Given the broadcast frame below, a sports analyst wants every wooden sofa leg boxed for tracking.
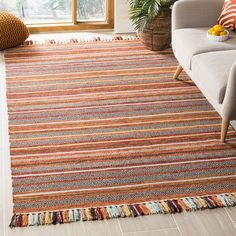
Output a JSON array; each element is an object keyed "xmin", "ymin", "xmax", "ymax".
[
  {"xmin": 221, "ymin": 119, "xmax": 230, "ymax": 143},
  {"xmin": 173, "ymin": 64, "xmax": 183, "ymax": 80}
]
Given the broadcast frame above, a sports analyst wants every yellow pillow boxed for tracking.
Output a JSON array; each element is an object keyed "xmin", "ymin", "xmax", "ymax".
[{"xmin": 0, "ymin": 12, "xmax": 29, "ymax": 50}]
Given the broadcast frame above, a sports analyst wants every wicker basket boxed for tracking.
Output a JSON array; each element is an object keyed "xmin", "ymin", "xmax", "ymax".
[{"xmin": 139, "ymin": 9, "xmax": 172, "ymax": 51}]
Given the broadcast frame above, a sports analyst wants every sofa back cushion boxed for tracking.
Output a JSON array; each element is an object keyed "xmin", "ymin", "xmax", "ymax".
[
  {"xmin": 218, "ymin": 0, "xmax": 236, "ymax": 30},
  {"xmin": 0, "ymin": 12, "xmax": 29, "ymax": 50}
]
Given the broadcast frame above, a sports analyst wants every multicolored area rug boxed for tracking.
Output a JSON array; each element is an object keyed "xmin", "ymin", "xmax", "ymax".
[{"xmin": 4, "ymin": 37, "xmax": 236, "ymax": 228}]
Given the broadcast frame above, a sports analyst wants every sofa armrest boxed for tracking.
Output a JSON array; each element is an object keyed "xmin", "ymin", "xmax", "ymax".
[
  {"xmin": 222, "ymin": 63, "xmax": 236, "ymax": 121},
  {"xmin": 172, "ymin": 0, "xmax": 224, "ymax": 31}
]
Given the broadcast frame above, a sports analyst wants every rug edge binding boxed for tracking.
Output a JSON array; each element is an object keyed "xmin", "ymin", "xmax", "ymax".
[{"xmin": 9, "ymin": 192, "xmax": 236, "ymax": 228}]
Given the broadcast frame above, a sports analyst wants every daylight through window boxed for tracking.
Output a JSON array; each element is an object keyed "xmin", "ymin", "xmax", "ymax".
[{"xmin": 0, "ymin": 0, "xmax": 113, "ymax": 31}]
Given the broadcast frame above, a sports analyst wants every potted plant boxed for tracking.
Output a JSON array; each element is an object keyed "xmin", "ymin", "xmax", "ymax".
[{"xmin": 128, "ymin": 0, "xmax": 178, "ymax": 51}]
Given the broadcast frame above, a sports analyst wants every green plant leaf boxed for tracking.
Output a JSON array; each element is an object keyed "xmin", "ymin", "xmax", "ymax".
[{"xmin": 128, "ymin": 0, "xmax": 178, "ymax": 31}]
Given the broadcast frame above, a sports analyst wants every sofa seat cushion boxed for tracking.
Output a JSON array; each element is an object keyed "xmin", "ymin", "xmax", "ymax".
[
  {"xmin": 172, "ymin": 27, "xmax": 236, "ymax": 69},
  {"xmin": 191, "ymin": 50, "xmax": 236, "ymax": 104}
]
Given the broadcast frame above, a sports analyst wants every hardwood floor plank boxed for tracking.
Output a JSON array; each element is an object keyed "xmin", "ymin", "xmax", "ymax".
[
  {"xmin": 226, "ymin": 207, "xmax": 236, "ymax": 222},
  {"xmin": 118, "ymin": 215, "xmax": 176, "ymax": 233},
  {"xmin": 173, "ymin": 208, "xmax": 236, "ymax": 236},
  {"xmin": 123, "ymin": 228, "xmax": 181, "ymax": 236}
]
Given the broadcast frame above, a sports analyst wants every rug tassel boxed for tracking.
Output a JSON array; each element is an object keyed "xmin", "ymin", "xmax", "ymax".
[
  {"xmin": 22, "ymin": 214, "xmax": 28, "ymax": 227},
  {"xmin": 222, "ymin": 194, "xmax": 236, "ymax": 207},
  {"xmin": 23, "ymin": 35, "xmax": 138, "ymax": 46},
  {"xmin": 212, "ymin": 196, "xmax": 224, "ymax": 207},
  {"xmin": 85, "ymin": 208, "xmax": 95, "ymax": 221},
  {"xmin": 39, "ymin": 212, "xmax": 45, "ymax": 225},
  {"xmin": 44, "ymin": 212, "xmax": 51, "ymax": 225},
  {"xmin": 129, "ymin": 205, "xmax": 138, "ymax": 217},
  {"xmin": 95, "ymin": 208, "xmax": 104, "ymax": 220},
  {"xmin": 173, "ymin": 200, "xmax": 182, "ymax": 213},
  {"xmin": 9, "ymin": 193, "xmax": 236, "ymax": 228},
  {"xmin": 52, "ymin": 212, "xmax": 57, "ymax": 225},
  {"xmin": 80, "ymin": 209, "xmax": 87, "ymax": 221},
  {"xmin": 9, "ymin": 214, "xmax": 17, "ymax": 228},
  {"xmin": 28, "ymin": 213, "xmax": 34, "ymax": 226},
  {"xmin": 122, "ymin": 205, "xmax": 132, "ymax": 217},
  {"xmin": 134, "ymin": 204, "xmax": 144, "ymax": 216},
  {"xmin": 69, "ymin": 209, "xmax": 75, "ymax": 222},
  {"xmin": 160, "ymin": 201, "xmax": 172, "ymax": 213},
  {"xmin": 74, "ymin": 209, "xmax": 80, "ymax": 222}
]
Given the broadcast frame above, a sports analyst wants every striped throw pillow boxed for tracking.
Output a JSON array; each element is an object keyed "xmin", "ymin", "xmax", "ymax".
[{"xmin": 218, "ymin": 0, "xmax": 236, "ymax": 30}]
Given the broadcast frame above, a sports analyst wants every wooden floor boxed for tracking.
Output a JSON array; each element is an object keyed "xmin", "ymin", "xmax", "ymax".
[{"xmin": 1, "ymin": 32, "xmax": 236, "ymax": 236}]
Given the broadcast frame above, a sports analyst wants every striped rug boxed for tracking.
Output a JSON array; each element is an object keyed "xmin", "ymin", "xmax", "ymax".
[{"xmin": 5, "ymin": 37, "xmax": 236, "ymax": 228}]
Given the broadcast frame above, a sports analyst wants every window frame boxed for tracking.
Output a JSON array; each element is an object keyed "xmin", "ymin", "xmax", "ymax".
[{"xmin": 27, "ymin": 0, "xmax": 114, "ymax": 33}]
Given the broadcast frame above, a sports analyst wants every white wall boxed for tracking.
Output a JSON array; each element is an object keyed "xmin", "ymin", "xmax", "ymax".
[{"xmin": 114, "ymin": 0, "xmax": 135, "ymax": 33}]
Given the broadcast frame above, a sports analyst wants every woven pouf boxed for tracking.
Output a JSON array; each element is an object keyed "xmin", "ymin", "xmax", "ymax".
[{"xmin": 0, "ymin": 12, "xmax": 29, "ymax": 50}]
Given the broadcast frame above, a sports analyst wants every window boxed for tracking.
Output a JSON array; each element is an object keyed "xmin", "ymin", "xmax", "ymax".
[
  {"xmin": 0, "ymin": 0, "xmax": 114, "ymax": 32},
  {"xmin": 77, "ymin": 0, "xmax": 106, "ymax": 21},
  {"xmin": 0, "ymin": 0, "xmax": 72, "ymax": 24}
]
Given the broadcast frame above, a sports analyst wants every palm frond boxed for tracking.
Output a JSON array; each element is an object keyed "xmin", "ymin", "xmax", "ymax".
[{"xmin": 128, "ymin": 0, "xmax": 178, "ymax": 31}]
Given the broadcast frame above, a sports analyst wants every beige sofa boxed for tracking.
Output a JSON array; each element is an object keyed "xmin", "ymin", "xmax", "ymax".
[{"xmin": 172, "ymin": 0, "xmax": 236, "ymax": 142}]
